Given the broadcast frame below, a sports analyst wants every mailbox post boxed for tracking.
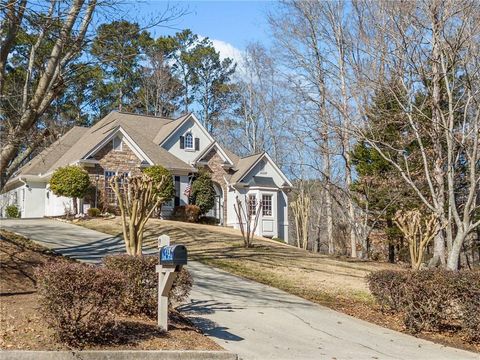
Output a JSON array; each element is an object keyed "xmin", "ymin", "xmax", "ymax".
[{"xmin": 156, "ymin": 235, "xmax": 188, "ymax": 331}]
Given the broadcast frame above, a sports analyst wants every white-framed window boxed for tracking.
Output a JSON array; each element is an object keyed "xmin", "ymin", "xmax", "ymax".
[
  {"xmin": 184, "ymin": 132, "xmax": 194, "ymax": 149},
  {"xmin": 113, "ymin": 136, "xmax": 123, "ymax": 151},
  {"xmin": 248, "ymin": 194, "xmax": 257, "ymax": 216},
  {"xmin": 262, "ymin": 194, "xmax": 272, "ymax": 216},
  {"xmin": 104, "ymin": 170, "xmax": 117, "ymax": 204}
]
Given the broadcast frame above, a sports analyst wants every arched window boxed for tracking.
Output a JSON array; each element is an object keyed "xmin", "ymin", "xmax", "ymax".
[{"xmin": 184, "ymin": 133, "xmax": 194, "ymax": 149}]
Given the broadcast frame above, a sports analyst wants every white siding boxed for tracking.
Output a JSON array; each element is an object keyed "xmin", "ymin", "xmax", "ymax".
[
  {"xmin": 0, "ymin": 185, "xmax": 24, "ymax": 218},
  {"xmin": 237, "ymin": 157, "xmax": 289, "ymax": 242},
  {"xmin": 45, "ymin": 184, "xmax": 73, "ymax": 217},
  {"xmin": 162, "ymin": 118, "xmax": 213, "ymax": 164},
  {"xmin": 242, "ymin": 159, "xmax": 285, "ymax": 188}
]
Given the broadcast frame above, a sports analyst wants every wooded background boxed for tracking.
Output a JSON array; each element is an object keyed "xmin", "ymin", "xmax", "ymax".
[{"xmin": 1, "ymin": 0, "xmax": 479, "ymax": 270}]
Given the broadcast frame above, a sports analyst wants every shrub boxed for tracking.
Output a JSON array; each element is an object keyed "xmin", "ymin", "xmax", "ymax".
[
  {"xmin": 5, "ymin": 204, "xmax": 20, "ymax": 218},
  {"xmin": 103, "ymin": 254, "xmax": 193, "ymax": 318},
  {"xmin": 191, "ymin": 170, "xmax": 215, "ymax": 214},
  {"xmin": 87, "ymin": 207, "xmax": 101, "ymax": 217},
  {"xmin": 198, "ymin": 216, "xmax": 219, "ymax": 225},
  {"xmin": 142, "ymin": 165, "xmax": 175, "ymax": 202},
  {"xmin": 49, "ymin": 165, "xmax": 91, "ymax": 214},
  {"xmin": 35, "ymin": 260, "xmax": 125, "ymax": 346},
  {"xmin": 453, "ymin": 270, "xmax": 480, "ymax": 341},
  {"xmin": 400, "ymin": 270, "xmax": 454, "ymax": 333},
  {"xmin": 366, "ymin": 270, "xmax": 408, "ymax": 312},
  {"xmin": 171, "ymin": 205, "xmax": 201, "ymax": 223},
  {"xmin": 367, "ymin": 269, "xmax": 480, "ymax": 341}
]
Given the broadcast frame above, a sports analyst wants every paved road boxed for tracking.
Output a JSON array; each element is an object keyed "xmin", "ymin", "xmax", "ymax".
[{"xmin": 1, "ymin": 218, "xmax": 478, "ymax": 360}]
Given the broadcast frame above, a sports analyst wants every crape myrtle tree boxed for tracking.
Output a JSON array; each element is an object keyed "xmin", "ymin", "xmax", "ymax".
[
  {"xmin": 110, "ymin": 172, "xmax": 170, "ymax": 256},
  {"xmin": 49, "ymin": 165, "xmax": 92, "ymax": 215}
]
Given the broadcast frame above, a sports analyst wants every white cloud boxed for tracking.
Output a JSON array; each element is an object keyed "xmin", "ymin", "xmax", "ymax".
[{"xmin": 199, "ymin": 36, "xmax": 245, "ymax": 74}]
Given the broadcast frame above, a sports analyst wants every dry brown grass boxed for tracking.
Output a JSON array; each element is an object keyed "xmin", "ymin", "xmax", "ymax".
[
  {"xmin": 76, "ymin": 219, "xmax": 480, "ymax": 353},
  {"xmin": 80, "ymin": 217, "xmax": 398, "ymax": 304}
]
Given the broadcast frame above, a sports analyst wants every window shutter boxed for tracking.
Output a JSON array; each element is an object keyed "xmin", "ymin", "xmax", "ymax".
[
  {"xmin": 195, "ymin": 137, "xmax": 200, "ymax": 151},
  {"xmin": 180, "ymin": 136, "xmax": 185, "ymax": 149},
  {"xmin": 174, "ymin": 176, "xmax": 180, "ymax": 206}
]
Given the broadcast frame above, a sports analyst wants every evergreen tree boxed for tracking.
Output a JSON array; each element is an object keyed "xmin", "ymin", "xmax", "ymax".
[{"xmin": 91, "ymin": 21, "xmax": 153, "ymax": 115}]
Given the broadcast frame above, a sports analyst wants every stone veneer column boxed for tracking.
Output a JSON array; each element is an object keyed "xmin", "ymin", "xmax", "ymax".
[{"xmin": 204, "ymin": 150, "xmax": 231, "ymax": 225}]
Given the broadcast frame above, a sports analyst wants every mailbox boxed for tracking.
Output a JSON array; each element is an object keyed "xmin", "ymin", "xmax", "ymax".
[{"xmin": 160, "ymin": 244, "xmax": 187, "ymax": 266}]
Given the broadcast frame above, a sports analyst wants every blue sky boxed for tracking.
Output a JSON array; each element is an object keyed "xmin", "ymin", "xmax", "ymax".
[{"xmin": 125, "ymin": 1, "xmax": 277, "ymax": 63}]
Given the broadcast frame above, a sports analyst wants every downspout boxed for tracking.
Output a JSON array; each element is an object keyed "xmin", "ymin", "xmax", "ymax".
[{"xmin": 19, "ymin": 177, "xmax": 28, "ymax": 218}]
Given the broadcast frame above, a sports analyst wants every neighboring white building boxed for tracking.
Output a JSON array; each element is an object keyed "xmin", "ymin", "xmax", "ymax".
[{"xmin": 1, "ymin": 111, "xmax": 292, "ymax": 241}]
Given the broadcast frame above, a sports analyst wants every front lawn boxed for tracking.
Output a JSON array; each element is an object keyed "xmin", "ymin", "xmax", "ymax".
[
  {"xmin": 0, "ymin": 230, "xmax": 221, "ymax": 351},
  {"xmin": 79, "ymin": 217, "xmax": 480, "ymax": 353}
]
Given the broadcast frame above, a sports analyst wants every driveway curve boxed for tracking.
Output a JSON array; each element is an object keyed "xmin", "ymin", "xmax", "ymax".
[{"xmin": 1, "ymin": 218, "xmax": 478, "ymax": 360}]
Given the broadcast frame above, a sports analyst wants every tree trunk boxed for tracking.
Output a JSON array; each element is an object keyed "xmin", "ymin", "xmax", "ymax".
[
  {"xmin": 429, "ymin": 223, "xmax": 446, "ymax": 267},
  {"xmin": 72, "ymin": 197, "xmax": 78, "ymax": 215},
  {"xmin": 324, "ymin": 183, "xmax": 334, "ymax": 255},
  {"xmin": 447, "ymin": 231, "xmax": 465, "ymax": 270}
]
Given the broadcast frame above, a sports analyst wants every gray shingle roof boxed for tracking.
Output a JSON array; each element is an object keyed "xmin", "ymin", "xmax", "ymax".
[
  {"xmin": 228, "ymin": 152, "xmax": 265, "ymax": 184},
  {"xmin": 14, "ymin": 111, "xmax": 194, "ymax": 178},
  {"xmin": 15, "ymin": 126, "xmax": 89, "ymax": 176},
  {"xmin": 247, "ymin": 176, "xmax": 277, "ymax": 188}
]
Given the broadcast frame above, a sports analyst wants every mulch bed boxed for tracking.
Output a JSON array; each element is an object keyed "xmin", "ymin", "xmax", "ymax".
[{"xmin": 0, "ymin": 230, "xmax": 221, "ymax": 351}]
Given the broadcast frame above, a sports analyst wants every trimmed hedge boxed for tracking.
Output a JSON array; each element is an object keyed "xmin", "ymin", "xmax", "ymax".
[
  {"xmin": 35, "ymin": 260, "xmax": 125, "ymax": 346},
  {"xmin": 367, "ymin": 269, "xmax": 480, "ymax": 341},
  {"xmin": 103, "ymin": 254, "xmax": 193, "ymax": 318}
]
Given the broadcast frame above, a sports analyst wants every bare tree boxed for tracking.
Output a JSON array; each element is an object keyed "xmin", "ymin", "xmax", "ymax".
[
  {"xmin": 139, "ymin": 51, "xmax": 182, "ymax": 117},
  {"xmin": 0, "ymin": 0, "xmax": 98, "ymax": 189},
  {"xmin": 350, "ymin": 0, "xmax": 480, "ymax": 270},
  {"xmin": 227, "ymin": 43, "xmax": 288, "ymax": 166},
  {"xmin": 269, "ymin": 1, "xmax": 342, "ymax": 257},
  {"xmin": 233, "ymin": 195, "xmax": 262, "ymax": 248}
]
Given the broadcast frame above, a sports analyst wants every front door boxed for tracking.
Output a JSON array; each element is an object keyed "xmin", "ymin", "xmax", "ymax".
[
  {"xmin": 206, "ymin": 182, "xmax": 223, "ymax": 225},
  {"xmin": 259, "ymin": 192, "xmax": 277, "ymax": 238}
]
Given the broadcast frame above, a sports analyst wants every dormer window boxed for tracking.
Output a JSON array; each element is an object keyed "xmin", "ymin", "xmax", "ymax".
[
  {"xmin": 184, "ymin": 133, "xmax": 194, "ymax": 149},
  {"xmin": 180, "ymin": 133, "xmax": 199, "ymax": 150}
]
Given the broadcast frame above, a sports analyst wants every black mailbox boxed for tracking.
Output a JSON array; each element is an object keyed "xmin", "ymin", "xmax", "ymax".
[{"xmin": 160, "ymin": 245, "xmax": 187, "ymax": 266}]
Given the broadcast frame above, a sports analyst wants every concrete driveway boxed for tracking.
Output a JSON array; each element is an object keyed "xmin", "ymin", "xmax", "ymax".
[{"xmin": 1, "ymin": 218, "xmax": 478, "ymax": 360}]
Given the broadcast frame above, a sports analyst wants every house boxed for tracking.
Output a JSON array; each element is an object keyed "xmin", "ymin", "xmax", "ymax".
[{"xmin": 1, "ymin": 111, "xmax": 292, "ymax": 241}]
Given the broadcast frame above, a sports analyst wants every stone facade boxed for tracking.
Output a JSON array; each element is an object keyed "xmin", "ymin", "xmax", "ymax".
[
  {"xmin": 202, "ymin": 148, "xmax": 234, "ymax": 223},
  {"xmin": 84, "ymin": 139, "xmax": 142, "ymax": 210}
]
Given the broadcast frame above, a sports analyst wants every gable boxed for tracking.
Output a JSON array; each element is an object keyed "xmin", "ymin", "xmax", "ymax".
[
  {"xmin": 237, "ymin": 153, "xmax": 292, "ymax": 188},
  {"xmin": 196, "ymin": 142, "xmax": 235, "ymax": 166},
  {"xmin": 90, "ymin": 134, "xmax": 142, "ymax": 165},
  {"xmin": 83, "ymin": 128, "xmax": 152, "ymax": 165},
  {"xmin": 161, "ymin": 115, "xmax": 214, "ymax": 164}
]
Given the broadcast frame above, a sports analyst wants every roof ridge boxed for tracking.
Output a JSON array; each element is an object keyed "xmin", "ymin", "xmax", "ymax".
[
  {"xmin": 240, "ymin": 151, "xmax": 264, "ymax": 159},
  {"xmin": 117, "ymin": 110, "xmax": 177, "ymax": 121}
]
